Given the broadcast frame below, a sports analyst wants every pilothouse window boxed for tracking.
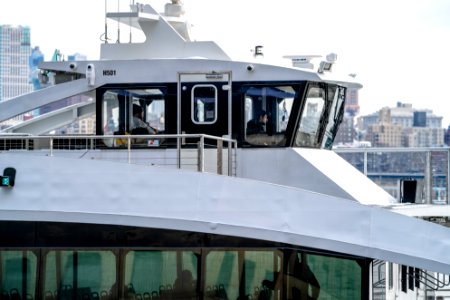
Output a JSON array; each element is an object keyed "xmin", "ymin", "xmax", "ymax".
[
  {"xmin": 103, "ymin": 92, "xmax": 119, "ymax": 135},
  {"xmin": 145, "ymin": 98, "xmax": 165, "ymax": 132},
  {"xmin": 295, "ymin": 86, "xmax": 326, "ymax": 147},
  {"xmin": 101, "ymin": 87, "xmax": 167, "ymax": 147},
  {"xmin": 244, "ymin": 85, "xmax": 295, "ymax": 146},
  {"xmin": 321, "ymin": 85, "xmax": 346, "ymax": 149}
]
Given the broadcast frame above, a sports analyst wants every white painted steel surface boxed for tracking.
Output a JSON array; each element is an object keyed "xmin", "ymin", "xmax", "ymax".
[
  {"xmin": 1, "ymin": 153, "xmax": 450, "ymax": 274},
  {"xmin": 237, "ymin": 148, "xmax": 396, "ymax": 205}
]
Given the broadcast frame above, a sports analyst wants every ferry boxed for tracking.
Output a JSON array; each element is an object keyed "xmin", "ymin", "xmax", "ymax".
[{"xmin": 1, "ymin": 1, "xmax": 450, "ymax": 299}]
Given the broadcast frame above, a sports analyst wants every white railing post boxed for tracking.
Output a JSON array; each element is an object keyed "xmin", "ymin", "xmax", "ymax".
[
  {"xmin": 198, "ymin": 135, "xmax": 204, "ymax": 172},
  {"xmin": 228, "ymin": 141, "xmax": 233, "ymax": 176},
  {"xmin": 49, "ymin": 138, "xmax": 54, "ymax": 157},
  {"xmin": 177, "ymin": 135, "xmax": 181, "ymax": 169},
  {"xmin": 233, "ymin": 141, "xmax": 237, "ymax": 176},
  {"xmin": 127, "ymin": 136, "xmax": 131, "ymax": 164},
  {"xmin": 363, "ymin": 150, "xmax": 368, "ymax": 176},
  {"xmin": 447, "ymin": 149, "xmax": 450, "ymax": 205},
  {"xmin": 425, "ymin": 150, "xmax": 432, "ymax": 204},
  {"xmin": 217, "ymin": 138, "xmax": 223, "ymax": 175}
]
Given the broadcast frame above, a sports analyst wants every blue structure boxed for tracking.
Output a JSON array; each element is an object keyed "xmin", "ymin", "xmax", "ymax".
[{"xmin": 29, "ymin": 46, "xmax": 45, "ymax": 90}]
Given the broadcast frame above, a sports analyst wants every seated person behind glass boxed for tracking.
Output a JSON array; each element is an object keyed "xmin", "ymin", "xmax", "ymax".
[
  {"xmin": 262, "ymin": 250, "xmax": 320, "ymax": 300},
  {"xmin": 173, "ymin": 270, "xmax": 196, "ymax": 299},
  {"xmin": 246, "ymin": 110, "xmax": 268, "ymax": 135},
  {"xmin": 131, "ymin": 104, "xmax": 157, "ymax": 134}
]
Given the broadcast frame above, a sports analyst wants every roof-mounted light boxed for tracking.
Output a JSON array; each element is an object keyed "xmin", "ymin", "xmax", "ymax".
[{"xmin": 318, "ymin": 53, "xmax": 337, "ymax": 74}]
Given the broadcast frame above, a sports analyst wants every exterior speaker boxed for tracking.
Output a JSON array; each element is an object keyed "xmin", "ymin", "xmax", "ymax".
[{"xmin": 401, "ymin": 179, "xmax": 417, "ymax": 203}]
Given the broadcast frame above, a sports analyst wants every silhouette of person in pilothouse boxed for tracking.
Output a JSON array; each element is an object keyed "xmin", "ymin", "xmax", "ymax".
[
  {"xmin": 131, "ymin": 104, "xmax": 157, "ymax": 134},
  {"xmin": 246, "ymin": 110, "xmax": 269, "ymax": 135}
]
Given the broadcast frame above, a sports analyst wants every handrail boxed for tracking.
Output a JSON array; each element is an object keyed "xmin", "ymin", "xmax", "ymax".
[
  {"xmin": 410, "ymin": 269, "xmax": 450, "ymax": 291},
  {"xmin": 334, "ymin": 147, "xmax": 450, "ymax": 204},
  {"xmin": 372, "ymin": 260, "xmax": 386, "ymax": 289},
  {"xmin": 0, "ymin": 134, "xmax": 238, "ymax": 176},
  {"xmin": 370, "ymin": 260, "xmax": 450, "ymax": 292},
  {"xmin": 334, "ymin": 147, "xmax": 450, "ymax": 153}
]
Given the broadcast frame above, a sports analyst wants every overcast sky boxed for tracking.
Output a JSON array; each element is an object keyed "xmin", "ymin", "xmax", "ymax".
[{"xmin": 1, "ymin": 0, "xmax": 450, "ymax": 126}]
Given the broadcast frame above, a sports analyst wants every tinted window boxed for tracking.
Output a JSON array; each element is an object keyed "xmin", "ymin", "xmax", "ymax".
[
  {"xmin": 124, "ymin": 250, "xmax": 198, "ymax": 299},
  {"xmin": 321, "ymin": 85, "xmax": 345, "ymax": 149},
  {"xmin": 295, "ymin": 86, "xmax": 326, "ymax": 147},
  {"xmin": 43, "ymin": 250, "xmax": 116, "ymax": 299},
  {"xmin": 0, "ymin": 251, "xmax": 37, "ymax": 300},
  {"xmin": 244, "ymin": 86, "xmax": 296, "ymax": 146},
  {"xmin": 192, "ymin": 85, "xmax": 217, "ymax": 124}
]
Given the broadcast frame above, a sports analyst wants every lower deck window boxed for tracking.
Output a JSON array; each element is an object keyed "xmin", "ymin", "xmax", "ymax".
[
  {"xmin": 0, "ymin": 251, "xmax": 37, "ymax": 300},
  {"xmin": 308, "ymin": 253, "xmax": 362, "ymax": 299},
  {"xmin": 124, "ymin": 250, "xmax": 198, "ymax": 299},
  {"xmin": 43, "ymin": 251, "xmax": 116, "ymax": 300},
  {"xmin": 0, "ymin": 248, "xmax": 363, "ymax": 300}
]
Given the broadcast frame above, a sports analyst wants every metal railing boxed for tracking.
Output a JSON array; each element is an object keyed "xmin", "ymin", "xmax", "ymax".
[
  {"xmin": 334, "ymin": 147, "xmax": 450, "ymax": 204},
  {"xmin": 415, "ymin": 270, "xmax": 450, "ymax": 291},
  {"xmin": 0, "ymin": 134, "xmax": 238, "ymax": 176},
  {"xmin": 372, "ymin": 260, "xmax": 386, "ymax": 300}
]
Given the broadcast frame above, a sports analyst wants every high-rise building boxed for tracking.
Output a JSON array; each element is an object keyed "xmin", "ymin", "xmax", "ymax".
[
  {"xmin": 358, "ymin": 102, "xmax": 442, "ymax": 132},
  {"xmin": 404, "ymin": 126, "xmax": 444, "ymax": 147},
  {"xmin": 344, "ymin": 86, "xmax": 359, "ymax": 116},
  {"xmin": 0, "ymin": 25, "xmax": 33, "ymax": 101},
  {"xmin": 334, "ymin": 113, "xmax": 357, "ymax": 145},
  {"xmin": 29, "ymin": 46, "xmax": 45, "ymax": 90},
  {"xmin": 445, "ymin": 126, "xmax": 450, "ymax": 146},
  {"xmin": 363, "ymin": 106, "xmax": 444, "ymax": 147},
  {"xmin": 413, "ymin": 111, "xmax": 427, "ymax": 127},
  {"xmin": 366, "ymin": 108, "xmax": 404, "ymax": 147},
  {"xmin": 0, "ymin": 25, "xmax": 33, "ymax": 128}
]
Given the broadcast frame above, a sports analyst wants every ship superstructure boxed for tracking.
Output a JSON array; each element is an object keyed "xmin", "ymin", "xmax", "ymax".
[{"xmin": 0, "ymin": 2, "xmax": 449, "ymax": 299}]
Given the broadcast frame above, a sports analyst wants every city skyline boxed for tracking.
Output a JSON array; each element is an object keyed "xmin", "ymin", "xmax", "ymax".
[{"xmin": 1, "ymin": 0, "xmax": 450, "ymax": 125}]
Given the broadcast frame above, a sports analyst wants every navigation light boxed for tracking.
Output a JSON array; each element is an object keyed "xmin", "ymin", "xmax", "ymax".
[
  {"xmin": 318, "ymin": 53, "xmax": 337, "ymax": 74},
  {"xmin": 1, "ymin": 167, "xmax": 16, "ymax": 188},
  {"xmin": 0, "ymin": 176, "xmax": 9, "ymax": 187}
]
